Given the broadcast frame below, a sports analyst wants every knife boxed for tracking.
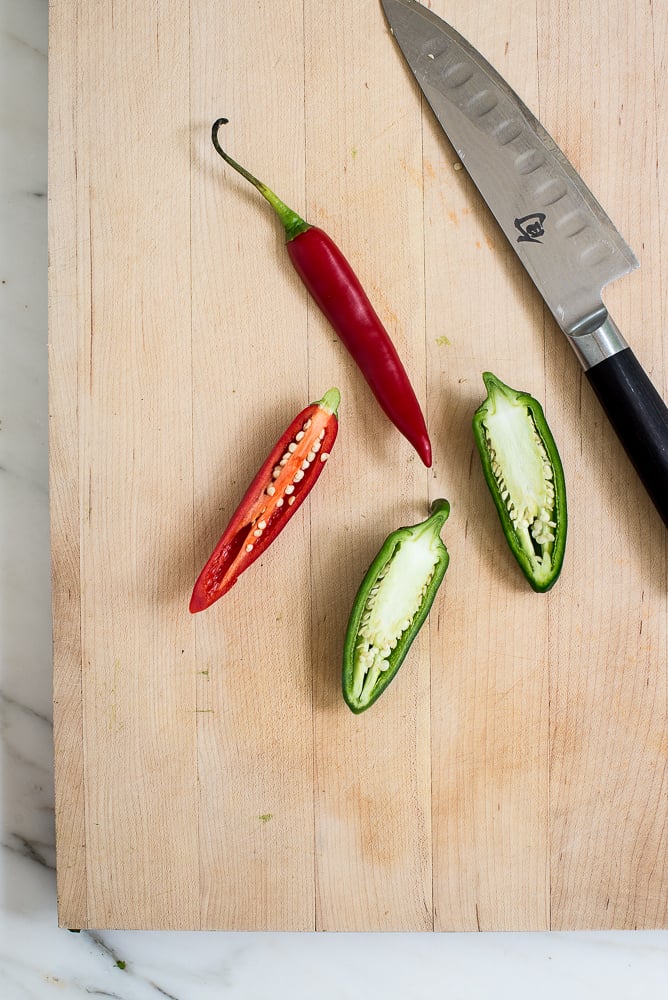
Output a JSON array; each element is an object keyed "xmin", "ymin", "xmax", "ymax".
[{"xmin": 381, "ymin": 0, "xmax": 668, "ymax": 526}]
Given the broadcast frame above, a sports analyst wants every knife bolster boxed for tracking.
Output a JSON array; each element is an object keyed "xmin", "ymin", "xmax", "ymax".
[{"xmin": 567, "ymin": 315, "xmax": 629, "ymax": 370}]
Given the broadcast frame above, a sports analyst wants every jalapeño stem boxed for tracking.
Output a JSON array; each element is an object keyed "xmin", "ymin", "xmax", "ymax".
[
  {"xmin": 428, "ymin": 497, "xmax": 451, "ymax": 524},
  {"xmin": 410, "ymin": 498, "xmax": 451, "ymax": 541},
  {"xmin": 212, "ymin": 118, "xmax": 311, "ymax": 242}
]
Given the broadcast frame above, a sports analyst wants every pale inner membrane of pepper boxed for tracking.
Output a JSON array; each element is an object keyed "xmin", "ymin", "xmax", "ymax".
[
  {"xmin": 352, "ymin": 535, "xmax": 440, "ymax": 703},
  {"xmin": 483, "ymin": 396, "xmax": 556, "ymax": 569}
]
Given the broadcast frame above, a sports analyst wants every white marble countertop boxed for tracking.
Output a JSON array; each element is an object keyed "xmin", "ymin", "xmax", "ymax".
[{"xmin": 1, "ymin": 0, "xmax": 667, "ymax": 996}]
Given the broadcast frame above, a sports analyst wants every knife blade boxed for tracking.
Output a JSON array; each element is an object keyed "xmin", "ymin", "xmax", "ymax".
[{"xmin": 382, "ymin": 0, "xmax": 668, "ymax": 526}]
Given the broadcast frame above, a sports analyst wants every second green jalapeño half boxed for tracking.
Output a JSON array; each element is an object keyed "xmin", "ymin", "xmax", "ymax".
[{"xmin": 473, "ymin": 372, "xmax": 567, "ymax": 592}]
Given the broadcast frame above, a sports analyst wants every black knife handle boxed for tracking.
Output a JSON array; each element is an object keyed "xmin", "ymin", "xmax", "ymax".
[{"xmin": 585, "ymin": 348, "xmax": 668, "ymax": 526}]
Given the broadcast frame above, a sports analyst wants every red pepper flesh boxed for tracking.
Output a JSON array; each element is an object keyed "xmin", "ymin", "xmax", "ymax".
[
  {"xmin": 211, "ymin": 119, "xmax": 432, "ymax": 468},
  {"xmin": 286, "ymin": 228, "xmax": 431, "ymax": 467},
  {"xmin": 190, "ymin": 387, "xmax": 340, "ymax": 613}
]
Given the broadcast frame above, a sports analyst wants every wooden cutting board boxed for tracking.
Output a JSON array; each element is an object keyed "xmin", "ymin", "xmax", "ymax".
[{"xmin": 48, "ymin": 0, "xmax": 667, "ymax": 931}]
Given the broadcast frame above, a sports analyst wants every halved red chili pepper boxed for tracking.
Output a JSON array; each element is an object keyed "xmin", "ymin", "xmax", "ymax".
[
  {"xmin": 211, "ymin": 118, "xmax": 432, "ymax": 468},
  {"xmin": 190, "ymin": 387, "xmax": 340, "ymax": 613}
]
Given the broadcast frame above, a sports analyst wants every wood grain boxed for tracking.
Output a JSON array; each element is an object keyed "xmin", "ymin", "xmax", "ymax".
[
  {"xmin": 541, "ymin": 0, "xmax": 668, "ymax": 931},
  {"xmin": 49, "ymin": 0, "xmax": 667, "ymax": 930},
  {"xmin": 49, "ymin": 0, "xmax": 87, "ymax": 928},
  {"xmin": 305, "ymin": 0, "xmax": 433, "ymax": 931},
  {"xmin": 426, "ymin": 0, "xmax": 551, "ymax": 933},
  {"xmin": 191, "ymin": 0, "xmax": 315, "ymax": 931}
]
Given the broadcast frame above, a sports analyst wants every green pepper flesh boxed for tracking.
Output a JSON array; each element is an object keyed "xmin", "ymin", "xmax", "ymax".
[
  {"xmin": 472, "ymin": 372, "xmax": 567, "ymax": 592},
  {"xmin": 343, "ymin": 499, "xmax": 450, "ymax": 713}
]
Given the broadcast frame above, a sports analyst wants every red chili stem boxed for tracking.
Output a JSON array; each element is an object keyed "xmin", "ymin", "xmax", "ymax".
[
  {"xmin": 212, "ymin": 119, "xmax": 309, "ymax": 242},
  {"xmin": 211, "ymin": 118, "xmax": 432, "ymax": 467}
]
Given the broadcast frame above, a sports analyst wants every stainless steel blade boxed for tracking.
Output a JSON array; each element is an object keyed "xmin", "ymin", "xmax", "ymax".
[{"xmin": 381, "ymin": 0, "xmax": 638, "ymax": 344}]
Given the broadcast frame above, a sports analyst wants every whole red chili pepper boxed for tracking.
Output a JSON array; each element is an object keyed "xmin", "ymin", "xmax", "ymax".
[
  {"xmin": 211, "ymin": 118, "xmax": 432, "ymax": 468},
  {"xmin": 190, "ymin": 387, "xmax": 340, "ymax": 612}
]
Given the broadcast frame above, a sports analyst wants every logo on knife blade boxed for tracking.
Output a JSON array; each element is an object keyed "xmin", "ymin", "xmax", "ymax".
[{"xmin": 514, "ymin": 213, "xmax": 546, "ymax": 244}]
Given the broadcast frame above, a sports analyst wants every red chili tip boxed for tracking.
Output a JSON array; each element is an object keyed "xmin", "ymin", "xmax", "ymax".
[
  {"xmin": 411, "ymin": 432, "xmax": 432, "ymax": 467},
  {"xmin": 420, "ymin": 438, "xmax": 433, "ymax": 468},
  {"xmin": 189, "ymin": 589, "xmax": 210, "ymax": 614}
]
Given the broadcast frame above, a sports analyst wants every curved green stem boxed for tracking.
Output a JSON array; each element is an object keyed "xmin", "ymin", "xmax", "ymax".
[
  {"xmin": 407, "ymin": 498, "xmax": 450, "ymax": 544},
  {"xmin": 428, "ymin": 498, "xmax": 451, "ymax": 525},
  {"xmin": 211, "ymin": 119, "xmax": 310, "ymax": 242}
]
